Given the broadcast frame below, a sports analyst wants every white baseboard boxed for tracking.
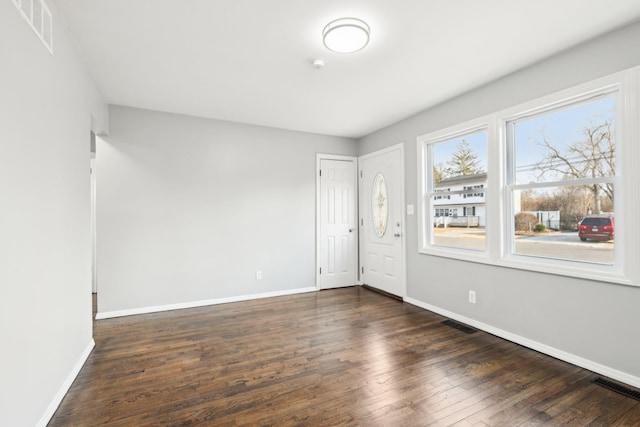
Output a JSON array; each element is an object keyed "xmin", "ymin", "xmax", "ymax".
[
  {"xmin": 404, "ymin": 297, "xmax": 640, "ymax": 389},
  {"xmin": 95, "ymin": 287, "xmax": 318, "ymax": 320},
  {"xmin": 37, "ymin": 339, "xmax": 95, "ymax": 427}
]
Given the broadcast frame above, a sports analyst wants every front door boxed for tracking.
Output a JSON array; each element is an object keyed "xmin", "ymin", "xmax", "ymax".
[
  {"xmin": 318, "ymin": 157, "xmax": 357, "ymax": 289},
  {"xmin": 359, "ymin": 144, "xmax": 405, "ymax": 297}
]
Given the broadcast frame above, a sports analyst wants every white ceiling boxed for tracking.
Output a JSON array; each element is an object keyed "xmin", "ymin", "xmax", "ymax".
[{"xmin": 55, "ymin": 0, "xmax": 640, "ymax": 139}]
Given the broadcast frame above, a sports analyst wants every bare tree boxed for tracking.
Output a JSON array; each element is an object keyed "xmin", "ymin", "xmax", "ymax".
[
  {"xmin": 520, "ymin": 186, "xmax": 592, "ymax": 230},
  {"xmin": 535, "ymin": 119, "xmax": 614, "ymax": 214},
  {"xmin": 514, "ymin": 212, "xmax": 539, "ymax": 233}
]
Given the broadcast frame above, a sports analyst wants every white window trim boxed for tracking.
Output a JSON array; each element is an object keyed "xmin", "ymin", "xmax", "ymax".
[
  {"xmin": 418, "ymin": 117, "xmax": 491, "ymax": 263},
  {"xmin": 417, "ymin": 66, "xmax": 640, "ymax": 287}
]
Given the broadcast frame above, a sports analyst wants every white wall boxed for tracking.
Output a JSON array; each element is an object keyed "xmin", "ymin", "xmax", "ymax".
[
  {"xmin": 97, "ymin": 106, "xmax": 356, "ymax": 315},
  {"xmin": 0, "ymin": 2, "xmax": 108, "ymax": 426},
  {"xmin": 357, "ymin": 21, "xmax": 640, "ymax": 385}
]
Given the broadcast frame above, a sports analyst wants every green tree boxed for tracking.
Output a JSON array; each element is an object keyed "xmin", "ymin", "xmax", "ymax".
[
  {"xmin": 433, "ymin": 162, "xmax": 445, "ymax": 183},
  {"xmin": 446, "ymin": 140, "xmax": 484, "ymax": 177}
]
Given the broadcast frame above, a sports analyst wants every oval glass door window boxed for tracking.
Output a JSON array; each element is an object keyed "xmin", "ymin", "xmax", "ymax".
[{"xmin": 372, "ymin": 173, "xmax": 388, "ymax": 237}]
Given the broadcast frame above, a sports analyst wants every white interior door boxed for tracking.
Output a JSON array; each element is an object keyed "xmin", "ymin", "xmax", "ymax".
[
  {"xmin": 359, "ymin": 145, "xmax": 405, "ymax": 297},
  {"xmin": 318, "ymin": 157, "xmax": 357, "ymax": 289}
]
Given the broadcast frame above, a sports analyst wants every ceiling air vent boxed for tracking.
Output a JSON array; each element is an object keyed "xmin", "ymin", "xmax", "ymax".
[{"xmin": 12, "ymin": 0, "xmax": 53, "ymax": 54}]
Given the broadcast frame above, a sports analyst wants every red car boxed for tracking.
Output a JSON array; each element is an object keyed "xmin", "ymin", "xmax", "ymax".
[{"xmin": 578, "ymin": 215, "xmax": 614, "ymax": 242}]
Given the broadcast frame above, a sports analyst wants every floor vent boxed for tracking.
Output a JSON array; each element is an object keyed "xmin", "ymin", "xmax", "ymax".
[
  {"xmin": 442, "ymin": 319, "xmax": 477, "ymax": 334},
  {"xmin": 592, "ymin": 377, "xmax": 640, "ymax": 401}
]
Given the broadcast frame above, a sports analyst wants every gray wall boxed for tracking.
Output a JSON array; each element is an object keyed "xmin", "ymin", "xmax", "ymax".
[
  {"xmin": 0, "ymin": 2, "xmax": 108, "ymax": 426},
  {"xmin": 357, "ymin": 21, "xmax": 640, "ymax": 383},
  {"xmin": 97, "ymin": 106, "xmax": 356, "ymax": 314},
  {"xmin": 3, "ymin": 3, "xmax": 639, "ymax": 424}
]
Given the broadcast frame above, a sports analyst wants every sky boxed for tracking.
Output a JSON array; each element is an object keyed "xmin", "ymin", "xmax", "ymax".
[
  {"xmin": 429, "ymin": 95, "xmax": 615, "ymax": 185},
  {"xmin": 513, "ymin": 95, "xmax": 615, "ymax": 184},
  {"xmin": 432, "ymin": 129, "xmax": 488, "ymax": 173}
]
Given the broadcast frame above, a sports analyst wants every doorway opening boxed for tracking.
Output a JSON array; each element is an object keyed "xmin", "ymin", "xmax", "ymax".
[{"xmin": 90, "ymin": 132, "xmax": 97, "ymax": 317}]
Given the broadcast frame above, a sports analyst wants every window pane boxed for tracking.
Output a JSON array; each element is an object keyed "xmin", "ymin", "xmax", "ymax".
[
  {"xmin": 513, "ymin": 96, "xmax": 615, "ymax": 185},
  {"xmin": 433, "ymin": 130, "xmax": 487, "ymax": 181},
  {"xmin": 432, "ymin": 196, "xmax": 485, "ymax": 250},
  {"xmin": 513, "ymin": 184, "xmax": 614, "ymax": 264},
  {"xmin": 431, "ymin": 129, "xmax": 487, "ymax": 250}
]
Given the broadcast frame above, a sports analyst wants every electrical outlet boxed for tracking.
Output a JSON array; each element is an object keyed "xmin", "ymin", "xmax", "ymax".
[
  {"xmin": 256, "ymin": 271, "xmax": 262, "ymax": 280},
  {"xmin": 468, "ymin": 290, "xmax": 476, "ymax": 304}
]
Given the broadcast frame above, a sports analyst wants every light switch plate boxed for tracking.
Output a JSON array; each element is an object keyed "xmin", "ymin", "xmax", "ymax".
[{"xmin": 407, "ymin": 204, "xmax": 415, "ymax": 215}]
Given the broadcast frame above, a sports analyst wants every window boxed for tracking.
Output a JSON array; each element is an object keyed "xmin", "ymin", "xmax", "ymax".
[
  {"xmin": 506, "ymin": 95, "xmax": 616, "ymax": 265},
  {"xmin": 12, "ymin": 0, "xmax": 53, "ymax": 54},
  {"xmin": 419, "ymin": 125, "xmax": 488, "ymax": 252},
  {"xmin": 463, "ymin": 185, "xmax": 484, "ymax": 198},
  {"xmin": 434, "ymin": 189, "xmax": 450, "ymax": 200},
  {"xmin": 418, "ymin": 67, "xmax": 640, "ymax": 285}
]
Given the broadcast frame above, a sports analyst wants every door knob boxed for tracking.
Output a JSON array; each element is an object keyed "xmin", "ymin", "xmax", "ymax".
[
  {"xmin": 394, "ymin": 232, "xmax": 401, "ymax": 238},
  {"xmin": 349, "ymin": 228, "xmax": 354, "ymax": 233}
]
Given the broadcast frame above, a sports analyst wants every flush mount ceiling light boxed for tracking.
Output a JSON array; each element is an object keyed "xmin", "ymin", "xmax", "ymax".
[{"xmin": 322, "ymin": 17, "xmax": 370, "ymax": 53}]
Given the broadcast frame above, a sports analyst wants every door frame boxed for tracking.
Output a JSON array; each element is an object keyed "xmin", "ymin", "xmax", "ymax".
[
  {"xmin": 358, "ymin": 143, "xmax": 407, "ymax": 298},
  {"xmin": 91, "ymin": 153, "xmax": 97, "ymax": 293},
  {"xmin": 316, "ymin": 154, "xmax": 359, "ymax": 290}
]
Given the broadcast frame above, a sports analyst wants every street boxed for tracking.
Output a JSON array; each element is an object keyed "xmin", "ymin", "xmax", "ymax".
[{"xmin": 433, "ymin": 228, "xmax": 614, "ymax": 264}]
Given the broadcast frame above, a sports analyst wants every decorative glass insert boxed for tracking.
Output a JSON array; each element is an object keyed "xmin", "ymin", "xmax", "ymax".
[{"xmin": 372, "ymin": 173, "xmax": 388, "ymax": 237}]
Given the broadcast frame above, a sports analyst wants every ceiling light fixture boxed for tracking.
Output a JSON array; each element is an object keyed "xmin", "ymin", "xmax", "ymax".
[{"xmin": 322, "ymin": 17, "xmax": 370, "ymax": 53}]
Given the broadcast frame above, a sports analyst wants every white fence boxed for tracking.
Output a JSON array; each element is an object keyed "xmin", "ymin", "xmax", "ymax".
[
  {"xmin": 434, "ymin": 216, "xmax": 480, "ymax": 228},
  {"xmin": 523, "ymin": 210, "xmax": 560, "ymax": 230}
]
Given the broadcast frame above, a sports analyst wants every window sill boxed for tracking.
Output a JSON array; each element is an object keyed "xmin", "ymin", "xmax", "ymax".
[{"xmin": 418, "ymin": 246, "xmax": 637, "ymax": 287}]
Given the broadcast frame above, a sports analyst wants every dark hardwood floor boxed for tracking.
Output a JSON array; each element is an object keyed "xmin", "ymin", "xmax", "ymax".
[{"xmin": 51, "ymin": 287, "xmax": 640, "ymax": 426}]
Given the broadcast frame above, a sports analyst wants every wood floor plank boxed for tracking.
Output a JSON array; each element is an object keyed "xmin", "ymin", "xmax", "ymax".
[{"xmin": 49, "ymin": 287, "xmax": 640, "ymax": 426}]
